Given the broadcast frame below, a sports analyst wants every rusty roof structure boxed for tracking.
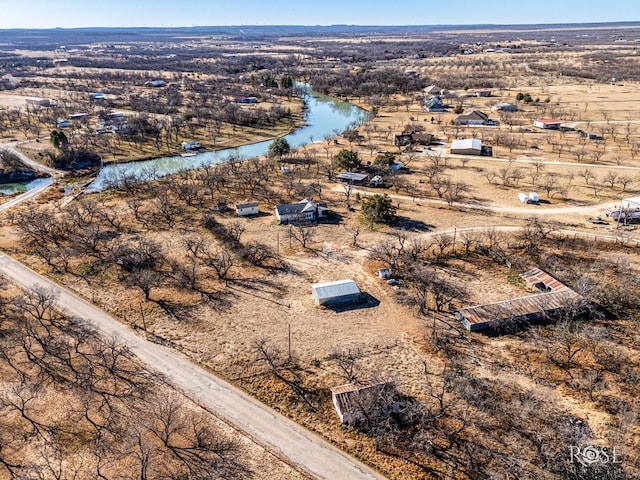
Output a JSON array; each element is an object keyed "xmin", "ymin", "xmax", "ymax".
[
  {"xmin": 457, "ymin": 268, "xmax": 583, "ymax": 332},
  {"xmin": 330, "ymin": 379, "xmax": 389, "ymax": 424}
]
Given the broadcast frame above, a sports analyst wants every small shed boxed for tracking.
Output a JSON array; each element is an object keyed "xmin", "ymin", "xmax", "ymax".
[
  {"xmin": 181, "ymin": 141, "xmax": 202, "ymax": 151},
  {"xmin": 330, "ymin": 379, "xmax": 389, "ymax": 425},
  {"xmin": 451, "ymin": 138, "xmax": 482, "ymax": 155},
  {"xmin": 378, "ymin": 268, "xmax": 392, "ymax": 279},
  {"xmin": 25, "ymin": 97, "xmax": 51, "ymax": 107},
  {"xmin": 145, "ymin": 79, "xmax": 166, "ymax": 88},
  {"xmin": 492, "ymin": 103, "xmax": 517, "ymax": 112},
  {"xmin": 473, "ymin": 89, "xmax": 492, "ymax": 97},
  {"xmin": 236, "ymin": 202, "xmax": 259, "ymax": 216},
  {"xmin": 534, "ymin": 118, "xmax": 562, "ymax": 129},
  {"xmin": 311, "ymin": 279, "xmax": 361, "ymax": 306}
]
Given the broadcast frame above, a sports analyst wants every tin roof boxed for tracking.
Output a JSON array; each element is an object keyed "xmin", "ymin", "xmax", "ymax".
[
  {"xmin": 336, "ymin": 172, "xmax": 369, "ymax": 182},
  {"xmin": 458, "ymin": 269, "xmax": 582, "ymax": 330},
  {"xmin": 459, "ymin": 289, "xmax": 582, "ymax": 329},
  {"xmin": 330, "ymin": 379, "xmax": 389, "ymax": 423},
  {"xmin": 451, "ymin": 138, "xmax": 482, "ymax": 151},
  {"xmin": 330, "ymin": 379, "xmax": 387, "ymax": 396},
  {"xmin": 311, "ymin": 279, "xmax": 360, "ymax": 301},
  {"xmin": 236, "ymin": 202, "xmax": 259, "ymax": 209},
  {"xmin": 520, "ymin": 267, "xmax": 567, "ymax": 292}
]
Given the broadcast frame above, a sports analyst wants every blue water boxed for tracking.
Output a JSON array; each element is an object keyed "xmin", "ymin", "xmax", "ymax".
[
  {"xmin": 88, "ymin": 86, "xmax": 369, "ymax": 191},
  {"xmin": 0, "ymin": 177, "xmax": 52, "ymax": 195}
]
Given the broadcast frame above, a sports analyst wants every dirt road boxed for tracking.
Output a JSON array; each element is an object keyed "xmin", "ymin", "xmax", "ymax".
[
  {"xmin": 0, "ymin": 253, "xmax": 385, "ymax": 480},
  {"xmin": 0, "ymin": 143, "xmax": 60, "ymax": 177},
  {"xmin": 339, "ymin": 185, "xmax": 614, "ymax": 216}
]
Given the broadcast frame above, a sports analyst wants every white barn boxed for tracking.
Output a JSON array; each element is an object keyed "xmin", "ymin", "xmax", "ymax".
[
  {"xmin": 235, "ymin": 202, "xmax": 259, "ymax": 216},
  {"xmin": 311, "ymin": 279, "xmax": 361, "ymax": 305},
  {"xmin": 450, "ymin": 138, "xmax": 482, "ymax": 155}
]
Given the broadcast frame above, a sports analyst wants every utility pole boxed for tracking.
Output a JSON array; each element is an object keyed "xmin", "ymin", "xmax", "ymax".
[
  {"xmin": 288, "ymin": 323, "xmax": 292, "ymax": 360},
  {"xmin": 453, "ymin": 225, "xmax": 457, "ymax": 255},
  {"xmin": 276, "ymin": 231, "xmax": 280, "ymax": 256}
]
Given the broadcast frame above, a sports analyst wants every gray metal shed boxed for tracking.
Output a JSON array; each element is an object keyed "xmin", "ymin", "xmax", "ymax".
[{"xmin": 311, "ymin": 280, "xmax": 361, "ymax": 305}]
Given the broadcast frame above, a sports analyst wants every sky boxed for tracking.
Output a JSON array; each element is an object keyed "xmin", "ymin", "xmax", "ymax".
[{"xmin": 0, "ymin": 0, "xmax": 638, "ymax": 29}]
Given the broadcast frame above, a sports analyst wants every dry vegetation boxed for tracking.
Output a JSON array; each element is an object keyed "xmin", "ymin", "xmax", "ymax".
[
  {"xmin": 2, "ymin": 23, "xmax": 640, "ymax": 479},
  {"xmin": 0, "ymin": 277, "xmax": 307, "ymax": 480}
]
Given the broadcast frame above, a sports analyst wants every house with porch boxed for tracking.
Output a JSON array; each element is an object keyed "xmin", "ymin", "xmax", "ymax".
[{"xmin": 275, "ymin": 199, "xmax": 328, "ymax": 224}]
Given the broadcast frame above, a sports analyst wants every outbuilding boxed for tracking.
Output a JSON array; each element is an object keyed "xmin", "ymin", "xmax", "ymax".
[
  {"xmin": 450, "ymin": 138, "xmax": 482, "ymax": 155},
  {"xmin": 235, "ymin": 202, "xmax": 259, "ymax": 216},
  {"xmin": 330, "ymin": 379, "xmax": 389, "ymax": 425},
  {"xmin": 181, "ymin": 141, "xmax": 202, "ymax": 151},
  {"xmin": 311, "ymin": 279, "xmax": 361, "ymax": 306},
  {"xmin": 534, "ymin": 118, "xmax": 562, "ymax": 129},
  {"xmin": 336, "ymin": 172, "xmax": 370, "ymax": 185},
  {"xmin": 25, "ymin": 97, "xmax": 51, "ymax": 107}
]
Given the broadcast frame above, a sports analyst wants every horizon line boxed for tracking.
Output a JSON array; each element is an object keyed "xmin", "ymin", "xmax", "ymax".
[{"xmin": 1, "ymin": 20, "xmax": 639, "ymax": 32}]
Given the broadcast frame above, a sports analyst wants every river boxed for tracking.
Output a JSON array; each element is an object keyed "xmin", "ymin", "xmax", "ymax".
[
  {"xmin": 87, "ymin": 86, "xmax": 369, "ymax": 191},
  {"xmin": 0, "ymin": 177, "xmax": 52, "ymax": 195}
]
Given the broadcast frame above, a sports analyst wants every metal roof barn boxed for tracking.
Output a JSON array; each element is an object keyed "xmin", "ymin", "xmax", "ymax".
[
  {"xmin": 450, "ymin": 138, "xmax": 482, "ymax": 155},
  {"xmin": 311, "ymin": 279, "xmax": 361, "ymax": 305}
]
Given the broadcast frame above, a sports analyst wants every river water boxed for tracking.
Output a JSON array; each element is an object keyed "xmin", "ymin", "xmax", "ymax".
[
  {"xmin": 87, "ymin": 86, "xmax": 369, "ymax": 191},
  {"xmin": 0, "ymin": 177, "xmax": 52, "ymax": 195}
]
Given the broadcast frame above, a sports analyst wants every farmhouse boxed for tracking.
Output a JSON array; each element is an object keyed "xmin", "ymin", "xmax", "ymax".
[
  {"xmin": 330, "ymin": 379, "xmax": 389, "ymax": 425},
  {"xmin": 394, "ymin": 131, "xmax": 435, "ymax": 147},
  {"xmin": 423, "ymin": 84, "xmax": 447, "ymax": 96},
  {"xmin": 534, "ymin": 118, "xmax": 562, "ymax": 129},
  {"xmin": 457, "ymin": 268, "xmax": 583, "ymax": 331},
  {"xmin": 1, "ymin": 74, "xmax": 19, "ymax": 89},
  {"xmin": 235, "ymin": 202, "xmax": 259, "ymax": 216},
  {"xmin": 450, "ymin": 138, "xmax": 482, "ymax": 155},
  {"xmin": 423, "ymin": 96, "xmax": 445, "ymax": 112},
  {"xmin": 454, "ymin": 110, "xmax": 496, "ymax": 126},
  {"xmin": 275, "ymin": 199, "xmax": 327, "ymax": 224}
]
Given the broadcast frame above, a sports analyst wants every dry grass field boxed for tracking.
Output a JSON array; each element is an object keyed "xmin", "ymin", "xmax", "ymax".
[{"xmin": 1, "ymin": 24, "xmax": 640, "ymax": 479}]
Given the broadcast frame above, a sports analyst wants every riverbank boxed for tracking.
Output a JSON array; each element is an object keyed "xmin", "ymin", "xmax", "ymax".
[{"xmin": 88, "ymin": 87, "xmax": 369, "ymax": 191}]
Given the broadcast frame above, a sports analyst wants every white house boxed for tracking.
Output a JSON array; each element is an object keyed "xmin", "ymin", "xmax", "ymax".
[
  {"xmin": 235, "ymin": 202, "xmax": 259, "ymax": 216},
  {"xmin": 274, "ymin": 199, "xmax": 327, "ymax": 224},
  {"xmin": 450, "ymin": 138, "xmax": 482, "ymax": 155}
]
